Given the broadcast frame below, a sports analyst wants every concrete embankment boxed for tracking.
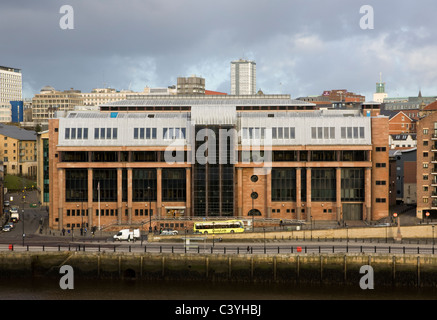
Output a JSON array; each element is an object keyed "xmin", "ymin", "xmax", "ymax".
[{"xmin": 1, "ymin": 251, "xmax": 436, "ymax": 287}]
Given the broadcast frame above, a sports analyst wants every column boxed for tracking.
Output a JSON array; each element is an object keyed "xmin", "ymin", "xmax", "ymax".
[
  {"xmin": 127, "ymin": 168, "xmax": 132, "ymax": 224},
  {"xmin": 117, "ymin": 168, "xmax": 122, "ymax": 225},
  {"xmin": 306, "ymin": 168, "xmax": 312, "ymax": 222},
  {"xmin": 266, "ymin": 167, "xmax": 272, "ymax": 219},
  {"xmin": 296, "ymin": 168, "xmax": 301, "ymax": 220},
  {"xmin": 157, "ymin": 168, "xmax": 162, "ymax": 218},
  {"xmin": 87, "ymin": 168, "xmax": 93, "ymax": 228},
  {"xmin": 58, "ymin": 168, "xmax": 64, "ymax": 231},
  {"xmin": 186, "ymin": 167, "xmax": 191, "ymax": 217},
  {"xmin": 237, "ymin": 168, "xmax": 243, "ymax": 218},
  {"xmin": 365, "ymin": 167, "xmax": 372, "ymax": 222},
  {"xmin": 336, "ymin": 167, "xmax": 342, "ymax": 222}
]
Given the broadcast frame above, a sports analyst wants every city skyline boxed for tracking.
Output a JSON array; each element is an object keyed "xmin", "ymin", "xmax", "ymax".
[{"xmin": 2, "ymin": 1, "xmax": 437, "ymax": 100}]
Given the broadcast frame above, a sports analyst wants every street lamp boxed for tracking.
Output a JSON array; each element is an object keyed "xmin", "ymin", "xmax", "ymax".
[
  {"xmin": 263, "ymin": 227, "xmax": 266, "ymax": 253},
  {"xmin": 310, "ymin": 215, "xmax": 313, "ymax": 241},
  {"xmin": 22, "ymin": 191, "xmax": 25, "ymax": 246},
  {"xmin": 433, "ymin": 225, "xmax": 435, "ymax": 251}
]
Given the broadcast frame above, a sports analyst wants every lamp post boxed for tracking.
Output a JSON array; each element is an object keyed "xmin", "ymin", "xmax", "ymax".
[
  {"xmin": 433, "ymin": 225, "xmax": 435, "ymax": 252},
  {"xmin": 310, "ymin": 215, "xmax": 313, "ymax": 241},
  {"xmin": 22, "ymin": 191, "xmax": 25, "ymax": 247},
  {"xmin": 212, "ymin": 221, "xmax": 215, "ymax": 247},
  {"xmin": 263, "ymin": 227, "xmax": 266, "ymax": 253},
  {"xmin": 432, "ymin": 226, "xmax": 434, "ymax": 252}
]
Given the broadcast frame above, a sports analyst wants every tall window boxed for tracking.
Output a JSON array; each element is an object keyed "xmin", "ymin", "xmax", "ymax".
[
  {"xmin": 162, "ymin": 168, "xmax": 186, "ymax": 202},
  {"xmin": 272, "ymin": 168, "xmax": 296, "ymax": 201},
  {"xmin": 65, "ymin": 169, "xmax": 88, "ymax": 202},
  {"xmin": 311, "ymin": 168, "xmax": 336, "ymax": 201},
  {"xmin": 93, "ymin": 169, "xmax": 118, "ymax": 202},
  {"xmin": 341, "ymin": 168, "xmax": 364, "ymax": 202},
  {"xmin": 132, "ymin": 168, "xmax": 157, "ymax": 202}
]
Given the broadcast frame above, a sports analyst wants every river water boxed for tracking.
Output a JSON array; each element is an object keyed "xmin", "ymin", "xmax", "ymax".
[{"xmin": 1, "ymin": 277, "xmax": 437, "ymax": 300}]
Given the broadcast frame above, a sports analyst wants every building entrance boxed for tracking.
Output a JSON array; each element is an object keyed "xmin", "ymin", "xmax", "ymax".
[{"xmin": 342, "ymin": 204, "xmax": 363, "ymax": 220}]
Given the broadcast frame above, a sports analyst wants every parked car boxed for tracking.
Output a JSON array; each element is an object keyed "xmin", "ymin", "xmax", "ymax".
[
  {"xmin": 161, "ymin": 229, "xmax": 178, "ymax": 235},
  {"xmin": 5, "ymin": 222, "xmax": 14, "ymax": 229},
  {"xmin": 2, "ymin": 224, "xmax": 11, "ymax": 232},
  {"xmin": 3, "ymin": 200, "xmax": 9, "ymax": 207}
]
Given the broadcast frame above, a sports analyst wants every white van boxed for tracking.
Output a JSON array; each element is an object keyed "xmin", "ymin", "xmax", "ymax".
[{"xmin": 113, "ymin": 229, "xmax": 140, "ymax": 241}]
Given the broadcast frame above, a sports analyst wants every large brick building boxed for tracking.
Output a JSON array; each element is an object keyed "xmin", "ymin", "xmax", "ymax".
[
  {"xmin": 416, "ymin": 107, "xmax": 437, "ymax": 219},
  {"xmin": 47, "ymin": 95, "xmax": 389, "ymax": 231}
]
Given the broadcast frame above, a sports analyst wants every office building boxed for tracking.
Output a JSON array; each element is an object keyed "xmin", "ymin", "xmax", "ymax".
[
  {"xmin": 31, "ymin": 86, "xmax": 84, "ymax": 128},
  {"xmin": 47, "ymin": 95, "xmax": 389, "ymax": 231},
  {"xmin": 231, "ymin": 59, "xmax": 256, "ymax": 95},
  {"xmin": 0, "ymin": 66, "xmax": 22, "ymax": 105},
  {"xmin": 177, "ymin": 75, "xmax": 205, "ymax": 95}
]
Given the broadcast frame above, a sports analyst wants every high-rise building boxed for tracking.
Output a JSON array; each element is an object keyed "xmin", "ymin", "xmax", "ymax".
[
  {"xmin": 231, "ymin": 59, "xmax": 256, "ymax": 95},
  {"xmin": 0, "ymin": 66, "xmax": 22, "ymax": 105}
]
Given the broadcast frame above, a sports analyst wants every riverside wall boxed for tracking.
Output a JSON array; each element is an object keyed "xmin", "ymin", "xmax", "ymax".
[
  {"xmin": 1, "ymin": 251, "xmax": 436, "ymax": 287},
  {"xmin": 150, "ymin": 224, "xmax": 436, "ymax": 242}
]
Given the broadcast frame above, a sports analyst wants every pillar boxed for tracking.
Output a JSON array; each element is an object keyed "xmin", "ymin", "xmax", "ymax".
[
  {"xmin": 237, "ymin": 168, "xmax": 243, "ymax": 218},
  {"xmin": 58, "ymin": 168, "xmax": 64, "ymax": 231},
  {"xmin": 157, "ymin": 168, "xmax": 162, "ymax": 218},
  {"xmin": 365, "ymin": 167, "xmax": 372, "ymax": 222},
  {"xmin": 266, "ymin": 167, "xmax": 272, "ymax": 218},
  {"xmin": 117, "ymin": 168, "xmax": 122, "ymax": 225},
  {"xmin": 87, "ymin": 168, "xmax": 93, "ymax": 228},
  {"xmin": 296, "ymin": 167, "xmax": 301, "ymax": 220},
  {"xmin": 186, "ymin": 167, "xmax": 191, "ymax": 217},
  {"xmin": 306, "ymin": 168, "xmax": 312, "ymax": 222},
  {"xmin": 127, "ymin": 168, "xmax": 132, "ymax": 224},
  {"xmin": 336, "ymin": 167, "xmax": 342, "ymax": 222}
]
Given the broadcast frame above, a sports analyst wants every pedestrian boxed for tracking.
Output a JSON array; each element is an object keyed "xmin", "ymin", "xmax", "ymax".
[
  {"xmin": 247, "ymin": 246, "xmax": 250, "ymax": 253},
  {"xmin": 62, "ymin": 228, "xmax": 65, "ymax": 236}
]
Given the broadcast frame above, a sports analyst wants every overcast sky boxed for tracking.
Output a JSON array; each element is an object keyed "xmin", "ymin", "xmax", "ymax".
[{"xmin": 2, "ymin": 0, "xmax": 437, "ymax": 100}]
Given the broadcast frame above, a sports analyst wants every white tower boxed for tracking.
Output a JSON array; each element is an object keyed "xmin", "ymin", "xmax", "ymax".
[{"xmin": 230, "ymin": 59, "xmax": 256, "ymax": 95}]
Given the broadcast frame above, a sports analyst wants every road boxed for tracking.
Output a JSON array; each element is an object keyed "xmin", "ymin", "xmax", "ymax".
[{"xmin": 1, "ymin": 196, "xmax": 436, "ymax": 255}]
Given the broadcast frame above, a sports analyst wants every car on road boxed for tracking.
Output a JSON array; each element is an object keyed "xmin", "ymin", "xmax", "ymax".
[
  {"xmin": 2, "ymin": 224, "xmax": 11, "ymax": 232},
  {"xmin": 9, "ymin": 207, "xmax": 18, "ymax": 214},
  {"xmin": 5, "ymin": 222, "xmax": 14, "ymax": 229},
  {"xmin": 4, "ymin": 200, "xmax": 9, "ymax": 207},
  {"xmin": 161, "ymin": 229, "xmax": 178, "ymax": 235},
  {"xmin": 375, "ymin": 223, "xmax": 391, "ymax": 227}
]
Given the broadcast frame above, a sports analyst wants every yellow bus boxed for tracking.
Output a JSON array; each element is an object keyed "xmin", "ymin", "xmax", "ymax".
[{"xmin": 193, "ymin": 220, "xmax": 245, "ymax": 234}]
